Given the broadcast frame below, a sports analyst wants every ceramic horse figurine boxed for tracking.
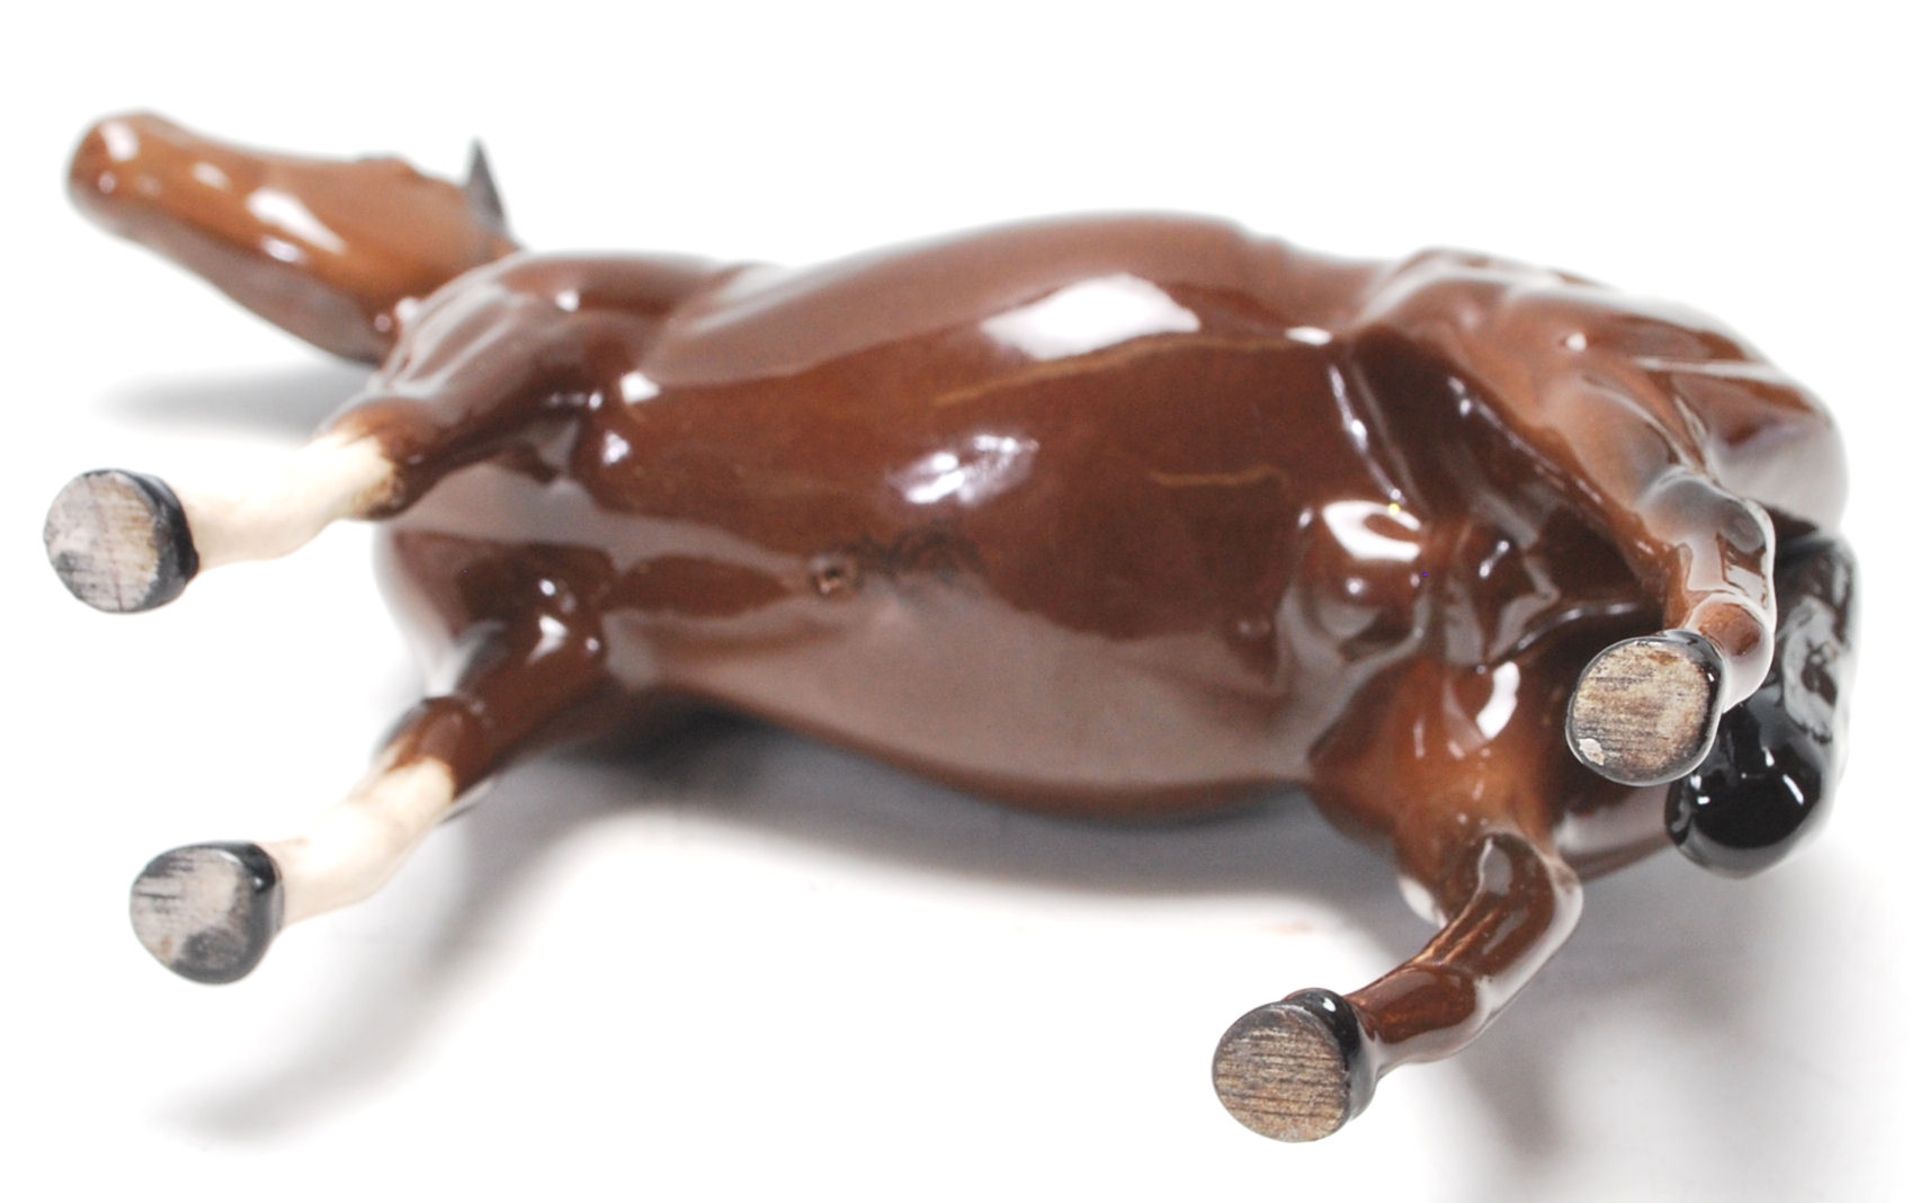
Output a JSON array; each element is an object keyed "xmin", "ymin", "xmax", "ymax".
[{"xmin": 44, "ymin": 112, "xmax": 1856, "ymax": 1141}]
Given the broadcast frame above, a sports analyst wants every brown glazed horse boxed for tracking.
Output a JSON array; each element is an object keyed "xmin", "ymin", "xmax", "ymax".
[{"xmin": 44, "ymin": 113, "xmax": 1855, "ymax": 1142}]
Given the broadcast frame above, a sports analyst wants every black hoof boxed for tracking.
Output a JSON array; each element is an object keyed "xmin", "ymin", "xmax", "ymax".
[
  {"xmin": 129, "ymin": 843, "xmax": 283, "ymax": 984},
  {"xmin": 44, "ymin": 469, "xmax": 199, "ymax": 613},
  {"xmin": 1566, "ymin": 630, "xmax": 1724, "ymax": 786},
  {"xmin": 1668, "ymin": 708, "xmax": 1829, "ymax": 877},
  {"xmin": 1669, "ymin": 535, "xmax": 1854, "ymax": 876},
  {"xmin": 1212, "ymin": 989, "xmax": 1377, "ymax": 1142}
]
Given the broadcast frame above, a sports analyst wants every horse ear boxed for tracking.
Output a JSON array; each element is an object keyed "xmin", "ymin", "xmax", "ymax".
[{"xmin": 464, "ymin": 140, "xmax": 508, "ymax": 235}]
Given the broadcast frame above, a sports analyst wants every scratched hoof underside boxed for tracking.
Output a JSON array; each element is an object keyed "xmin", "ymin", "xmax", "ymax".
[
  {"xmin": 129, "ymin": 843, "xmax": 283, "ymax": 984},
  {"xmin": 1212, "ymin": 990, "xmax": 1374, "ymax": 1142},
  {"xmin": 43, "ymin": 469, "xmax": 198, "ymax": 614},
  {"xmin": 1566, "ymin": 631, "xmax": 1724, "ymax": 787}
]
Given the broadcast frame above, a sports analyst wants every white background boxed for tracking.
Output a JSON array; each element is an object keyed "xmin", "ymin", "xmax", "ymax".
[{"xmin": 3, "ymin": 3, "xmax": 1915, "ymax": 1199}]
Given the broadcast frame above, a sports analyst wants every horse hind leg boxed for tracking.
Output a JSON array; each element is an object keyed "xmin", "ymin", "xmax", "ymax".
[
  {"xmin": 1211, "ymin": 829, "xmax": 1581, "ymax": 1141},
  {"xmin": 1211, "ymin": 643, "xmax": 1598, "ymax": 1141},
  {"xmin": 1665, "ymin": 533, "xmax": 1857, "ymax": 876}
]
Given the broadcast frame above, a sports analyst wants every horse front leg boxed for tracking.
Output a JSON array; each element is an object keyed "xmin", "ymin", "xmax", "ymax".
[
  {"xmin": 43, "ymin": 266, "xmax": 583, "ymax": 613},
  {"xmin": 128, "ymin": 546, "xmax": 617, "ymax": 983}
]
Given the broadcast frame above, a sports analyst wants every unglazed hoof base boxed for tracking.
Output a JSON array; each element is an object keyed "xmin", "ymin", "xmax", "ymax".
[
  {"xmin": 44, "ymin": 469, "xmax": 199, "ymax": 613},
  {"xmin": 1212, "ymin": 989, "xmax": 1374, "ymax": 1142},
  {"xmin": 1566, "ymin": 630, "xmax": 1724, "ymax": 786},
  {"xmin": 130, "ymin": 843, "xmax": 283, "ymax": 984}
]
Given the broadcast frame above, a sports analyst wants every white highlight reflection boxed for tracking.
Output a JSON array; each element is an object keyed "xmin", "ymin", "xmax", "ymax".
[
  {"xmin": 602, "ymin": 431, "xmax": 633, "ymax": 466},
  {"xmin": 533, "ymin": 613, "xmax": 570, "ymax": 660},
  {"xmin": 1476, "ymin": 662, "xmax": 1522, "ymax": 740},
  {"xmin": 101, "ymin": 121, "xmax": 140, "ymax": 161},
  {"xmin": 246, "ymin": 188, "xmax": 346, "ymax": 254},
  {"xmin": 619, "ymin": 371, "xmax": 660, "ymax": 403},
  {"xmin": 893, "ymin": 434, "xmax": 1038, "ymax": 506},
  {"xmin": 983, "ymin": 274, "xmax": 1199, "ymax": 361},
  {"xmin": 1321, "ymin": 499, "xmax": 1423, "ymax": 563}
]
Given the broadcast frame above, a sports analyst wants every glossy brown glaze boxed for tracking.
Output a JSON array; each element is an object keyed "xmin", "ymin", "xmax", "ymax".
[
  {"xmin": 348, "ymin": 224, "xmax": 1840, "ymax": 831},
  {"xmin": 69, "ymin": 113, "xmax": 515, "ymax": 362},
  {"xmin": 66, "ymin": 114, "xmax": 1853, "ymax": 1138}
]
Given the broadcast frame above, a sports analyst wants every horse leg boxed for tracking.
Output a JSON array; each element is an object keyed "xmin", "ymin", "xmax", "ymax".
[
  {"xmin": 1666, "ymin": 534, "xmax": 1858, "ymax": 875},
  {"xmin": 1212, "ymin": 828, "xmax": 1579, "ymax": 1140},
  {"xmin": 44, "ymin": 270, "xmax": 582, "ymax": 613},
  {"xmin": 1213, "ymin": 647, "xmax": 1604, "ymax": 1140},
  {"xmin": 127, "ymin": 557, "xmax": 613, "ymax": 983}
]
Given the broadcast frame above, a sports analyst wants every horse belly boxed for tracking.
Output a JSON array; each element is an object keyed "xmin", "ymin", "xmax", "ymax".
[
  {"xmin": 643, "ymin": 581, "xmax": 1307, "ymax": 816},
  {"xmin": 379, "ymin": 470, "xmax": 1322, "ymax": 816}
]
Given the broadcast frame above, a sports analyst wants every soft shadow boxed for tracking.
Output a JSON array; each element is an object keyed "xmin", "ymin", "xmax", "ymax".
[
  {"xmin": 174, "ymin": 712, "xmax": 1423, "ymax": 1137},
  {"xmin": 1444, "ymin": 848, "xmax": 1861, "ymax": 1199},
  {"xmin": 97, "ymin": 360, "xmax": 370, "ymax": 438},
  {"xmin": 174, "ymin": 711, "xmax": 1856, "ymax": 1182}
]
